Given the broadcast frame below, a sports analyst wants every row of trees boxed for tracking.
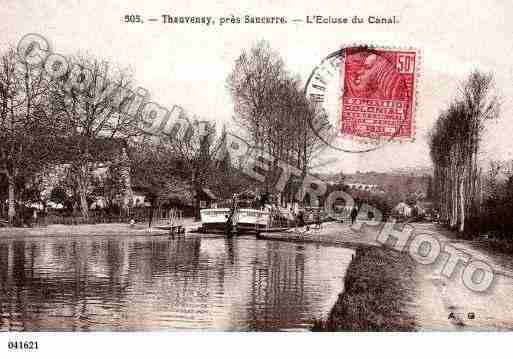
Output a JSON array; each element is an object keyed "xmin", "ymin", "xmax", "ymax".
[
  {"xmin": 478, "ymin": 160, "xmax": 513, "ymax": 236},
  {"xmin": 227, "ymin": 41, "xmax": 330, "ymax": 204},
  {"xmin": 429, "ymin": 71, "xmax": 500, "ymax": 232},
  {"xmin": 0, "ymin": 41, "xmax": 279, "ymax": 225},
  {"xmin": 0, "ymin": 46, "xmax": 144, "ymax": 224},
  {"xmin": 126, "ymin": 41, "xmax": 334, "ymax": 212},
  {"xmin": 1, "ymin": 40, "xmax": 333, "ymax": 225},
  {"xmin": 1, "ymin": 43, "xmax": 233, "ymax": 224}
]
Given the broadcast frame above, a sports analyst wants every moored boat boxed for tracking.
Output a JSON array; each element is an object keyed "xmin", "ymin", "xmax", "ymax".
[
  {"xmin": 199, "ymin": 207, "xmax": 271, "ymax": 233},
  {"xmin": 199, "ymin": 208, "xmax": 232, "ymax": 232},
  {"xmin": 235, "ymin": 208, "xmax": 271, "ymax": 232}
]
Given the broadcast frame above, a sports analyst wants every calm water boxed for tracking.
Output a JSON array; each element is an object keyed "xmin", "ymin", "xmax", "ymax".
[{"xmin": 0, "ymin": 235, "xmax": 354, "ymax": 331}]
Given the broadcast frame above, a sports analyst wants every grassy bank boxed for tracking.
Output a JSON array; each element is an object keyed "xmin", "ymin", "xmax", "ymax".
[
  {"xmin": 312, "ymin": 245, "xmax": 417, "ymax": 331},
  {"xmin": 472, "ymin": 235, "xmax": 513, "ymax": 255}
]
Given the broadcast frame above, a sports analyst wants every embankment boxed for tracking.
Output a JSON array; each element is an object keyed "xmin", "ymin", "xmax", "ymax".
[{"xmin": 312, "ymin": 245, "xmax": 417, "ymax": 331}]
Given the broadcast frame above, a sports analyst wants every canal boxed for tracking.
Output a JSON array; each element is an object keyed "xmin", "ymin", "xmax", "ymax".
[{"xmin": 0, "ymin": 235, "xmax": 354, "ymax": 331}]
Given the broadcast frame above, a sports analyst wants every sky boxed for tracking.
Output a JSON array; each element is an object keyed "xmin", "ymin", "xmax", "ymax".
[{"xmin": 2, "ymin": 0, "xmax": 513, "ymax": 174}]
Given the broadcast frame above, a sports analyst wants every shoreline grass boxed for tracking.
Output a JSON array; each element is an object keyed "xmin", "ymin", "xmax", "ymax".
[
  {"xmin": 472, "ymin": 236, "xmax": 513, "ymax": 255},
  {"xmin": 0, "ymin": 223, "xmax": 173, "ymax": 238},
  {"xmin": 312, "ymin": 245, "xmax": 417, "ymax": 331}
]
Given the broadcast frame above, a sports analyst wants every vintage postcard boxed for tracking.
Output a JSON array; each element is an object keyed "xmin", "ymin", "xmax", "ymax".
[{"xmin": 1, "ymin": 0, "xmax": 512, "ymax": 358}]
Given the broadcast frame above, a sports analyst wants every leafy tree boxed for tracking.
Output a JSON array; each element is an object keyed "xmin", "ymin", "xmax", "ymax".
[
  {"xmin": 227, "ymin": 41, "xmax": 330, "ymax": 203},
  {"xmin": 50, "ymin": 186, "xmax": 69, "ymax": 209},
  {"xmin": 0, "ymin": 46, "xmax": 57, "ymax": 225},
  {"xmin": 429, "ymin": 71, "xmax": 500, "ymax": 232},
  {"xmin": 49, "ymin": 54, "xmax": 142, "ymax": 219}
]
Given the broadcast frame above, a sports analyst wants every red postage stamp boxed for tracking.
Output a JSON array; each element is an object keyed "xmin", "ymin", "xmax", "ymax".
[{"xmin": 341, "ymin": 47, "xmax": 417, "ymax": 140}]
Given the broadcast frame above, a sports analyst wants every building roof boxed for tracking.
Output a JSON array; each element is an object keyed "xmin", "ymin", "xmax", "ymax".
[
  {"xmin": 201, "ymin": 187, "xmax": 218, "ymax": 200},
  {"xmin": 394, "ymin": 202, "xmax": 412, "ymax": 210}
]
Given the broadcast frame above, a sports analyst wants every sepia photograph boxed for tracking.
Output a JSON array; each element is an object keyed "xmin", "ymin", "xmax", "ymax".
[{"xmin": 1, "ymin": 0, "xmax": 513, "ymax": 357}]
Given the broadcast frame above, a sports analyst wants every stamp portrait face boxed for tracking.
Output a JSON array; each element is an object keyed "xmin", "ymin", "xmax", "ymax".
[
  {"xmin": 341, "ymin": 48, "xmax": 416, "ymax": 140},
  {"xmin": 305, "ymin": 46, "xmax": 419, "ymax": 153}
]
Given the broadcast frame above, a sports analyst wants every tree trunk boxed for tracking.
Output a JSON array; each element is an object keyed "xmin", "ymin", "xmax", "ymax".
[
  {"xmin": 7, "ymin": 175, "xmax": 16, "ymax": 225},
  {"xmin": 79, "ymin": 191, "xmax": 89, "ymax": 219},
  {"xmin": 77, "ymin": 163, "xmax": 90, "ymax": 219},
  {"xmin": 459, "ymin": 173, "xmax": 465, "ymax": 232},
  {"xmin": 442, "ymin": 167, "xmax": 451, "ymax": 224},
  {"xmin": 192, "ymin": 171, "xmax": 201, "ymax": 220},
  {"xmin": 450, "ymin": 165, "xmax": 457, "ymax": 228}
]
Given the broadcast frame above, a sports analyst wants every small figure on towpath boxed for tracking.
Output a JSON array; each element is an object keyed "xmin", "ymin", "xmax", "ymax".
[
  {"xmin": 350, "ymin": 206, "xmax": 358, "ymax": 225},
  {"xmin": 314, "ymin": 210, "xmax": 322, "ymax": 230}
]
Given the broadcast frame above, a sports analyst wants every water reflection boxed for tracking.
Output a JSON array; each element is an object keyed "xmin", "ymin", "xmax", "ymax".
[{"xmin": 0, "ymin": 235, "xmax": 354, "ymax": 331}]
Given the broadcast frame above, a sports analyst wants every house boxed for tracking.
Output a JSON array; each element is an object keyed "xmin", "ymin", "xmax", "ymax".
[
  {"xmin": 39, "ymin": 140, "xmax": 133, "ymax": 211},
  {"xmin": 414, "ymin": 201, "xmax": 435, "ymax": 217},
  {"xmin": 393, "ymin": 202, "xmax": 413, "ymax": 217},
  {"xmin": 197, "ymin": 187, "xmax": 218, "ymax": 209},
  {"xmin": 132, "ymin": 191, "xmax": 148, "ymax": 207}
]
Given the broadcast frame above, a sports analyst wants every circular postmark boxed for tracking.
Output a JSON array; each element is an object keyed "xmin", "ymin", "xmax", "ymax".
[{"xmin": 304, "ymin": 45, "xmax": 418, "ymax": 153}]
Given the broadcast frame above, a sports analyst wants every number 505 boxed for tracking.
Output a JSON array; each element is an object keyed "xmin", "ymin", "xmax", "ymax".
[{"xmin": 125, "ymin": 15, "xmax": 142, "ymax": 23}]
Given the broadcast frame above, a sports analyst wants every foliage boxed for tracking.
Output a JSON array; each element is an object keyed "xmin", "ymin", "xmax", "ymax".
[
  {"xmin": 48, "ymin": 55, "xmax": 142, "ymax": 218},
  {"xmin": 478, "ymin": 160, "xmax": 513, "ymax": 237},
  {"xmin": 0, "ymin": 46, "xmax": 61, "ymax": 224},
  {"xmin": 429, "ymin": 71, "xmax": 500, "ymax": 232},
  {"xmin": 227, "ymin": 41, "xmax": 330, "ymax": 201},
  {"xmin": 49, "ymin": 186, "xmax": 69, "ymax": 208}
]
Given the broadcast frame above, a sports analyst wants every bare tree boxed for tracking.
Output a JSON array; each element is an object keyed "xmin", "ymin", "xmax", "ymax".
[
  {"xmin": 227, "ymin": 40, "xmax": 285, "ymax": 149},
  {"xmin": 162, "ymin": 116, "xmax": 220, "ymax": 218},
  {"xmin": 227, "ymin": 41, "xmax": 329, "ymax": 204},
  {"xmin": 0, "ymin": 47, "xmax": 18, "ymax": 223},
  {"xmin": 49, "ymin": 55, "xmax": 142, "ymax": 219},
  {"xmin": 0, "ymin": 46, "xmax": 54, "ymax": 225}
]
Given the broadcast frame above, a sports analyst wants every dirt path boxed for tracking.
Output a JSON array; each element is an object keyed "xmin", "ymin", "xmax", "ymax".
[{"xmin": 409, "ymin": 223, "xmax": 513, "ymax": 331}]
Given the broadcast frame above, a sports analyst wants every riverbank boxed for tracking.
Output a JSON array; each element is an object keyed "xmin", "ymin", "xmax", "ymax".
[
  {"xmin": 257, "ymin": 221, "xmax": 382, "ymax": 247},
  {"xmin": 5, "ymin": 219, "xmax": 513, "ymax": 331},
  {"xmin": 1, "ymin": 219, "xmax": 420, "ymax": 331},
  {"xmin": 2, "ymin": 220, "xmax": 416, "ymax": 331},
  {"xmin": 312, "ymin": 245, "xmax": 417, "ymax": 331},
  {"xmin": 310, "ymin": 222, "xmax": 513, "ymax": 331},
  {"xmin": 0, "ymin": 219, "xmax": 201, "ymax": 238},
  {"xmin": 0, "ymin": 220, "xmax": 379, "ymax": 244}
]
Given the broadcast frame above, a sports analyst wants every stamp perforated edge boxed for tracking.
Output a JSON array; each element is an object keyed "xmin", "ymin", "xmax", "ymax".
[{"xmin": 330, "ymin": 43, "xmax": 421, "ymax": 146}]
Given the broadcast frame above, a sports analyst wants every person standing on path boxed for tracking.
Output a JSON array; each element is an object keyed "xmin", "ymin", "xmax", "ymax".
[{"xmin": 350, "ymin": 206, "xmax": 358, "ymax": 225}]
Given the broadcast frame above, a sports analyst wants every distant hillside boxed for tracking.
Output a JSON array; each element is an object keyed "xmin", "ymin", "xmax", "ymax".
[
  {"xmin": 387, "ymin": 166, "xmax": 433, "ymax": 177},
  {"xmin": 315, "ymin": 168, "xmax": 433, "ymax": 199}
]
